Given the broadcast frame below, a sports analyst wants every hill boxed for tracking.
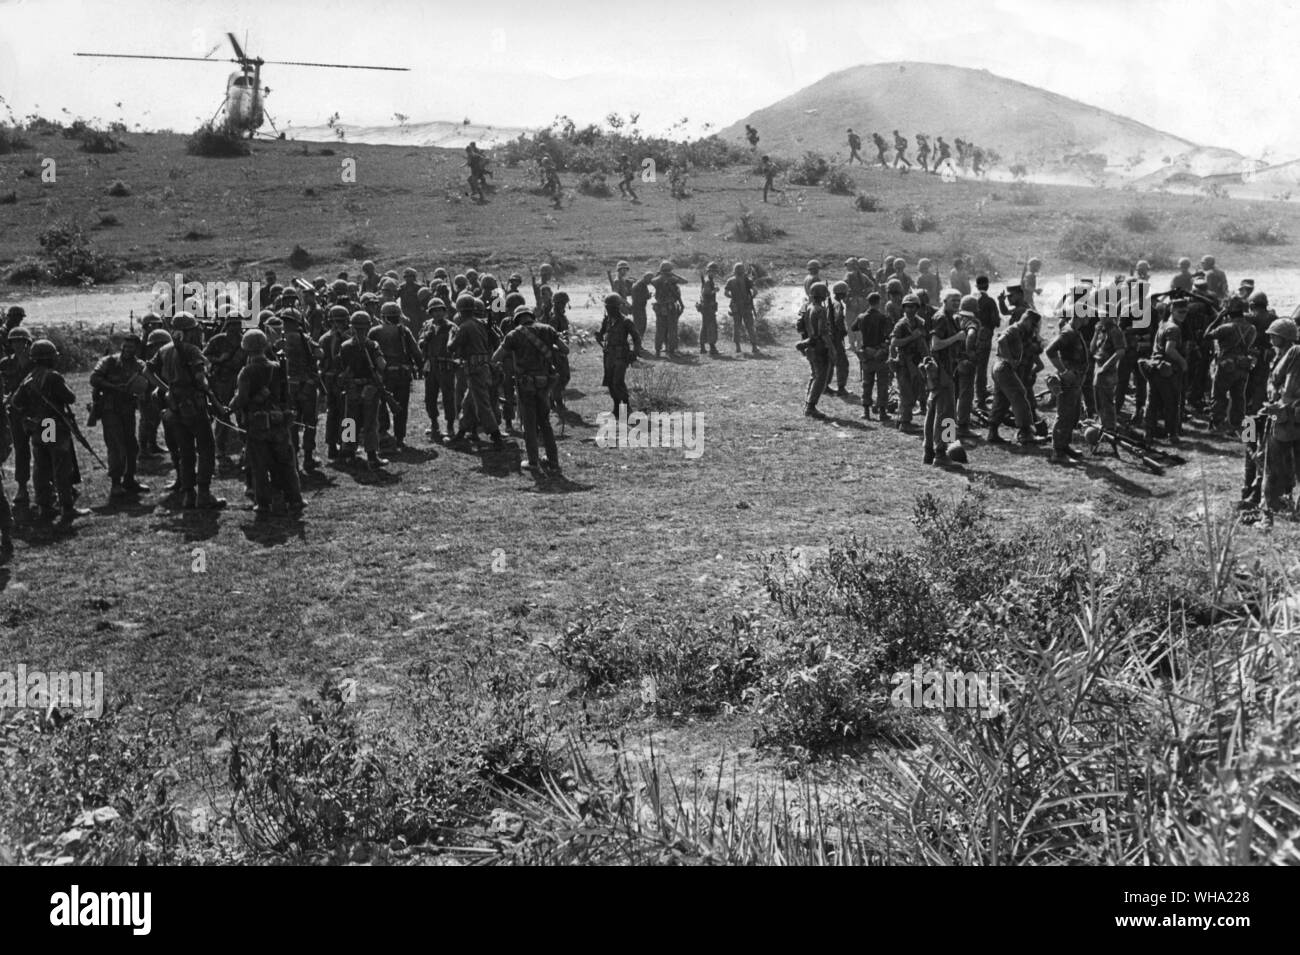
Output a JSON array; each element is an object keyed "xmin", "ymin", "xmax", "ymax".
[{"xmin": 721, "ymin": 62, "xmax": 1248, "ymax": 185}]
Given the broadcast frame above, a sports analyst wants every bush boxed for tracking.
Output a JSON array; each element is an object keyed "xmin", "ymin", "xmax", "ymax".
[
  {"xmin": 727, "ymin": 205, "xmax": 783, "ymax": 243},
  {"xmin": 335, "ymin": 224, "xmax": 372, "ymax": 259},
  {"xmin": 676, "ymin": 209, "xmax": 696, "ymax": 231},
  {"xmin": 106, "ymin": 180, "xmax": 131, "ymax": 197},
  {"xmin": 576, "ymin": 172, "xmax": 612, "ymax": 197},
  {"xmin": 79, "ymin": 128, "xmax": 123, "ymax": 154},
  {"xmin": 185, "ymin": 123, "xmax": 250, "ymax": 158},
  {"xmin": 22, "ymin": 114, "xmax": 63, "ymax": 136},
  {"xmin": 627, "ymin": 364, "xmax": 686, "ymax": 411},
  {"xmin": 1009, "ymin": 163, "xmax": 1028, "ymax": 180},
  {"xmin": 1007, "ymin": 182, "xmax": 1044, "ymax": 206},
  {"xmin": 899, "ymin": 206, "xmax": 939, "ymax": 233},
  {"xmin": 787, "ymin": 151, "xmax": 830, "ymax": 186},
  {"xmin": 1215, "ymin": 219, "xmax": 1287, "ymax": 246},
  {"xmin": 39, "ymin": 321, "xmax": 118, "ymax": 372},
  {"xmin": 823, "ymin": 166, "xmax": 856, "ymax": 195},
  {"xmin": 5, "ymin": 257, "xmax": 52, "ymax": 285},
  {"xmin": 1057, "ymin": 222, "xmax": 1176, "ymax": 270},
  {"xmin": 96, "ymin": 213, "xmax": 119, "ymax": 227},
  {"xmin": 0, "ymin": 191, "xmax": 16, "ymax": 205},
  {"xmin": 288, "ymin": 245, "xmax": 313, "ymax": 269},
  {"xmin": 1122, "ymin": 208, "xmax": 1158, "ymax": 233},
  {"xmin": 0, "ymin": 124, "xmax": 31, "ymax": 154},
  {"xmin": 37, "ymin": 219, "xmax": 119, "ymax": 285},
  {"xmin": 854, "ymin": 193, "xmax": 882, "ymax": 212}
]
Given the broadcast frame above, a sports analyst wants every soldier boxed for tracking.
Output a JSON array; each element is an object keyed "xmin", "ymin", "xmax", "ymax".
[
  {"xmin": 697, "ymin": 263, "xmax": 721, "ymax": 357},
  {"xmin": 1045, "ymin": 309, "xmax": 1090, "ymax": 463},
  {"xmin": 760, "ymin": 155, "xmax": 782, "ymax": 203},
  {"xmin": 0, "ymin": 306, "xmax": 25, "ymax": 358},
  {"xmin": 359, "ymin": 260, "xmax": 381, "ymax": 295},
  {"xmin": 948, "ymin": 259, "xmax": 970, "ymax": 297},
  {"xmin": 467, "ymin": 144, "xmax": 490, "ymax": 201},
  {"xmin": 492, "ymin": 304, "xmax": 567, "ymax": 475},
  {"xmin": 802, "ymin": 282, "xmax": 835, "ymax": 420},
  {"xmin": 529, "ymin": 263, "xmax": 554, "ymax": 307},
  {"xmin": 745, "ymin": 124, "xmax": 760, "ymax": 150},
  {"xmin": 915, "ymin": 259, "xmax": 941, "ymax": 303},
  {"xmin": 1117, "ymin": 262, "xmax": 1153, "ymax": 421},
  {"xmin": 973, "ymin": 276, "xmax": 1000, "ymax": 407},
  {"xmin": 203, "ymin": 311, "xmax": 247, "ymax": 471},
  {"xmin": 829, "ymin": 281, "xmax": 852, "ymax": 396},
  {"xmin": 595, "ymin": 292, "xmax": 641, "ymax": 419},
  {"xmin": 916, "ymin": 133, "xmax": 931, "ymax": 173},
  {"xmin": 1206, "ymin": 297, "xmax": 1256, "ymax": 433},
  {"xmin": 1143, "ymin": 296, "xmax": 1189, "ymax": 444},
  {"xmin": 923, "ymin": 290, "xmax": 964, "ymax": 465},
  {"xmin": 1257, "ymin": 317, "xmax": 1300, "ymax": 525},
  {"xmin": 871, "ymin": 132, "xmax": 890, "ymax": 167},
  {"xmin": 0, "ymin": 399, "xmax": 11, "ymax": 556},
  {"xmin": 278, "ymin": 309, "xmax": 324, "ymax": 470},
  {"xmin": 847, "ymin": 128, "xmax": 863, "ymax": 165},
  {"xmin": 1170, "ymin": 257, "xmax": 1194, "ymax": 293},
  {"xmin": 546, "ymin": 289, "xmax": 572, "ymax": 413},
  {"xmin": 259, "ymin": 271, "xmax": 277, "ymax": 311},
  {"xmin": 987, "ymin": 309, "xmax": 1041, "ymax": 447},
  {"xmin": 1184, "ymin": 277, "xmax": 1216, "ymax": 412},
  {"xmin": 418, "ymin": 299, "xmax": 457, "ymax": 443},
  {"xmin": 150, "ymin": 313, "xmax": 226, "ymax": 510},
  {"xmin": 0, "ymin": 327, "xmax": 35, "ymax": 506},
  {"xmin": 1201, "ymin": 255, "xmax": 1229, "ymax": 302},
  {"xmin": 398, "ymin": 268, "xmax": 423, "ymax": 326},
  {"xmin": 651, "ymin": 261, "xmax": 687, "ymax": 357},
  {"xmin": 368, "ymin": 301, "xmax": 422, "ymax": 451},
  {"xmin": 891, "ymin": 259, "xmax": 914, "ymax": 294},
  {"xmin": 617, "ymin": 153, "xmax": 638, "ymax": 201},
  {"xmin": 232, "ymin": 328, "xmax": 304, "ymax": 519},
  {"xmin": 7, "ymin": 339, "xmax": 90, "ymax": 523},
  {"xmin": 1090, "ymin": 305, "xmax": 1126, "ymax": 445},
  {"xmin": 138, "ymin": 326, "xmax": 171, "ymax": 460},
  {"xmin": 448, "ymin": 293, "xmax": 505, "ymax": 448},
  {"xmin": 540, "ymin": 154, "xmax": 562, "ymax": 209},
  {"xmin": 317, "ymin": 307, "xmax": 351, "ymax": 459},
  {"xmin": 337, "ymin": 311, "xmax": 390, "ymax": 469},
  {"xmin": 630, "ymin": 271, "xmax": 653, "ymax": 352},
  {"xmin": 843, "ymin": 257, "xmax": 870, "ymax": 319},
  {"xmin": 608, "ymin": 260, "xmax": 634, "ymax": 313},
  {"xmin": 725, "ymin": 262, "xmax": 760, "ymax": 355},
  {"xmin": 934, "ymin": 136, "xmax": 953, "ymax": 175},
  {"xmin": 1022, "ymin": 257, "xmax": 1043, "ymax": 308},
  {"xmin": 89, "ymin": 333, "xmax": 152, "ymax": 500},
  {"xmin": 997, "ymin": 284, "xmax": 1028, "ymax": 323},
  {"xmin": 891, "ymin": 130, "xmax": 911, "ymax": 171},
  {"xmin": 1246, "ymin": 291, "xmax": 1277, "ymax": 414},
  {"xmin": 852, "ymin": 291, "xmax": 892, "ymax": 421}
]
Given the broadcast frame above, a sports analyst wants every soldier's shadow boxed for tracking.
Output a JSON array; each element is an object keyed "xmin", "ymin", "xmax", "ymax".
[
  {"xmin": 1176, "ymin": 437, "xmax": 1239, "ymax": 459},
  {"xmin": 526, "ymin": 472, "xmax": 595, "ymax": 495},
  {"xmin": 149, "ymin": 505, "xmax": 223, "ymax": 542},
  {"xmin": 9, "ymin": 516, "xmax": 81, "ymax": 549},
  {"xmin": 1075, "ymin": 458, "xmax": 1156, "ymax": 498},
  {"xmin": 94, "ymin": 498, "xmax": 156, "ymax": 520},
  {"xmin": 389, "ymin": 445, "xmax": 439, "ymax": 465},
  {"xmin": 478, "ymin": 443, "xmax": 522, "ymax": 478},
  {"xmin": 745, "ymin": 350, "xmax": 780, "ymax": 361},
  {"xmin": 957, "ymin": 468, "xmax": 1036, "ymax": 491},
  {"xmin": 238, "ymin": 514, "xmax": 308, "ymax": 546}
]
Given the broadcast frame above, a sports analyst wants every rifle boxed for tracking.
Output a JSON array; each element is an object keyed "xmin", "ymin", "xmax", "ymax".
[
  {"xmin": 357, "ymin": 333, "xmax": 402, "ymax": 418},
  {"xmin": 1099, "ymin": 428, "xmax": 1166, "ymax": 475},
  {"xmin": 25, "ymin": 376, "xmax": 107, "ymax": 470}
]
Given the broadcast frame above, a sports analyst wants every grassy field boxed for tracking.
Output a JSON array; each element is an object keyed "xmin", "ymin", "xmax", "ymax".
[
  {"xmin": 3, "ymin": 128, "xmax": 1300, "ymax": 292},
  {"xmin": 3, "ymin": 126, "xmax": 1299, "ymax": 865}
]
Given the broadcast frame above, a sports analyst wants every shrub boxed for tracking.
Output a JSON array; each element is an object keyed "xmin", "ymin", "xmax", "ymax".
[
  {"xmin": 97, "ymin": 213, "xmax": 119, "ymax": 227},
  {"xmin": 787, "ymin": 151, "xmax": 830, "ymax": 186},
  {"xmin": 576, "ymin": 172, "xmax": 612, "ymax": 197},
  {"xmin": 823, "ymin": 166, "xmax": 856, "ymax": 195},
  {"xmin": 335, "ymin": 223, "xmax": 372, "ymax": 259},
  {"xmin": 5, "ymin": 257, "xmax": 52, "ymax": 285},
  {"xmin": 727, "ymin": 205, "xmax": 783, "ymax": 243},
  {"xmin": 0, "ymin": 190, "xmax": 16, "ymax": 205},
  {"xmin": 37, "ymin": 219, "xmax": 119, "ymax": 285},
  {"xmin": 1057, "ymin": 222, "xmax": 1176, "ymax": 270},
  {"xmin": 1215, "ymin": 219, "xmax": 1287, "ymax": 246},
  {"xmin": 627, "ymin": 364, "xmax": 687, "ymax": 411},
  {"xmin": 676, "ymin": 209, "xmax": 696, "ymax": 231},
  {"xmin": 106, "ymin": 180, "xmax": 131, "ymax": 197},
  {"xmin": 1009, "ymin": 163, "xmax": 1028, "ymax": 180},
  {"xmin": 899, "ymin": 206, "xmax": 939, "ymax": 233},
  {"xmin": 0, "ymin": 124, "xmax": 31, "ymax": 154},
  {"xmin": 79, "ymin": 128, "xmax": 123, "ymax": 154},
  {"xmin": 854, "ymin": 193, "xmax": 882, "ymax": 212},
  {"xmin": 39, "ymin": 321, "xmax": 117, "ymax": 372},
  {"xmin": 1122, "ymin": 208, "xmax": 1158, "ymax": 233},
  {"xmin": 288, "ymin": 245, "xmax": 313, "ymax": 269},
  {"xmin": 22, "ymin": 114, "xmax": 63, "ymax": 136},
  {"xmin": 186, "ymin": 123, "xmax": 250, "ymax": 158}
]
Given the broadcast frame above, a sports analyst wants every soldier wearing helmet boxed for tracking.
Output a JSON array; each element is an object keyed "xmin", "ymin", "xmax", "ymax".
[
  {"xmin": 359, "ymin": 260, "xmax": 381, "ymax": 295},
  {"xmin": 1200, "ymin": 255, "xmax": 1228, "ymax": 301},
  {"xmin": 629, "ymin": 271, "xmax": 653, "ymax": 353},
  {"xmin": 336, "ymin": 310, "xmax": 389, "ymax": 469},
  {"xmin": 617, "ymin": 153, "xmax": 638, "ymax": 201},
  {"xmin": 891, "ymin": 259, "xmax": 913, "ymax": 295},
  {"xmin": 278, "ymin": 309, "xmax": 324, "ymax": 471},
  {"xmin": 399, "ymin": 269, "xmax": 424, "ymax": 333},
  {"xmin": 544, "ymin": 291, "xmax": 573, "ymax": 412},
  {"xmin": 651, "ymin": 261, "xmax": 687, "ymax": 357},
  {"xmin": 696, "ymin": 263, "xmax": 721, "ymax": 357},
  {"xmin": 0, "ymin": 326, "xmax": 37, "ymax": 506},
  {"xmin": 1024, "ymin": 257, "xmax": 1044, "ymax": 308},
  {"xmin": 137, "ymin": 327, "xmax": 173, "ymax": 460},
  {"xmin": 231, "ymin": 327, "xmax": 304, "ymax": 519},
  {"xmin": 202, "ymin": 311, "xmax": 248, "ymax": 470},
  {"xmin": 369, "ymin": 300, "xmax": 422, "ymax": 451},
  {"xmin": 828, "ymin": 281, "xmax": 852, "ymax": 395},
  {"xmin": 491, "ymin": 303, "xmax": 568, "ymax": 475},
  {"xmin": 317, "ymin": 307, "xmax": 353, "ymax": 459},
  {"xmin": 988, "ymin": 308, "xmax": 1044, "ymax": 449},
  {"xmin": 802, "ymin": 282, "xmax": 835, "ymax": 419},
  {"xmin": 148, "ymin": 313, "xmax": 227, "ymax": 510},
  {"xmin": 418, "ymin": 297, "xmax": 458, "ymax": 443},
  {"xmin": 802, "ymin": 260, "xmax": 823, "ymax": 299},
  {"xmin": 725, "ymin": 262, "xmax": 760, "ymax": 355},
  {"xmin": 851, "ymin": 291, "xmax": 892, "ymax": 421},
  {"xmin": 1244, "ymin": 290, "xmax": 1278, "ymax": 415},
  {"xmin": 447, "ymin": 292, "xmax": 505, "ymax": 449},
  {"xmin": 595, "ymin": 293, "xmax": 642, "ymax": 419},
  {"xmin": 847, "ymin": 128, "xmax": 863, "ymax": 165},
  {"xmin": 7, "ymin": 338, "xmax": 90, "ymax": 523},
  {"xmin": 921, "ymin": 290, "xmax": 967, "ymax": 465},
  {"xmin": 1254, "ymin": 316, "xmax": 1300, "ymax": 525},
  {"xmin": 607, "ymin": 261, "xmax": 634, "ymax": 319},
  {"xmin": 915, "ymin": 259, "xmax": 941, "ymax": 303},
  {"xmin": 1045, "ymin": 301, "xmax": 1093, "ymax": 463},
  {"xmin": 1170, "ymin": 257, "xmax": 1194, "ymax": 293},
  {"xmin": 89, "ymin": 332, "xmax": 153, "ymax": 500}
]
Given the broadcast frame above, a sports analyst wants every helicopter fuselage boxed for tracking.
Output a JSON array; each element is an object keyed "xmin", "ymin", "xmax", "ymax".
[{"xmin": 224, "ymin": 66, "xmax": 263, "ymax": 136}]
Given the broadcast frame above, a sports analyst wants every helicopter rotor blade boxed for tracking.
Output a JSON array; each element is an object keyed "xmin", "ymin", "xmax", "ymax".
[
  {"xmin": 257, "ymin": 59, "xmax": 409, "ymax": 71},
  {"xmin": 76, "ymin": 52, "xmax": 239, "ymax": 64},
  {"xmin": 227, "ymin": 32, "xmax": 248, "ymax": 62}
]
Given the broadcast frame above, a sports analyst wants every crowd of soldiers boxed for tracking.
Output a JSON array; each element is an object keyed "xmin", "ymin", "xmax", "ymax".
[
  {"xmin": 794, "ymin": 252, "xmax": 1300, "ymax": 526},
  {"xmin": 0, "ymin": 261, "xmax": 594, "ymax": 552},
  {"xmin": 846, "ymin": 129, "xmax": 988, "ymax": 176}
]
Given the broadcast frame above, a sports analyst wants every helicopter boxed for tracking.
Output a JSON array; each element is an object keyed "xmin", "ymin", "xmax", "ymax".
[{"xmin": 76, "ymin": 33, "xmax": 407, "ymax": 138}]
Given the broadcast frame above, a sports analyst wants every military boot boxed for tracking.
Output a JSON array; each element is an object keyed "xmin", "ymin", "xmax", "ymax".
[
  {"xmin": 195, "ymin": 487, "xmax": 227, "ymax": 510},
  {"xmin": 60, "ymin": 504, "xmax": 91, "ymax": 523},
  {"xmin": 12, "ymin": 484, "xmax": 29, "ymax": 507}
]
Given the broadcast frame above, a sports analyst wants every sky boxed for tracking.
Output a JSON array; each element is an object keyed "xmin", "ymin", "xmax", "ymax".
[{"xmin": 3, "ymin": 0, "xmax": 1300, "ymax": 160}]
